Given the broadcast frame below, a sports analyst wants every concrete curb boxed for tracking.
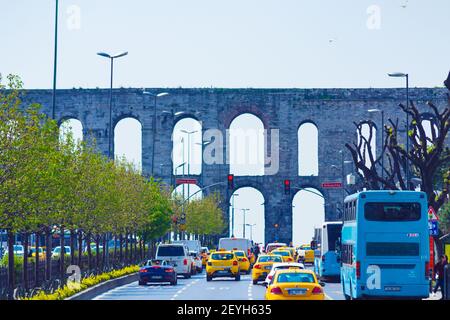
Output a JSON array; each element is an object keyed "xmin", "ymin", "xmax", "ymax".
[{"xmin": 65, "ymin": 273, "xmax": 139, "ymax": 300}]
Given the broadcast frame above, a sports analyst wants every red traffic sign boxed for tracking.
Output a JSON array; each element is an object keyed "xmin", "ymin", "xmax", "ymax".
[
  {"xmin": 428, "ymin": 206, "xmax": 439, "ymax": 221},
  {"xmin": 176, "ymin": 178, "xmax": 198, "ymax": 185},
  {"xmin": 321, "ymin": 182, "xmax": 343, "ymax": 189}
]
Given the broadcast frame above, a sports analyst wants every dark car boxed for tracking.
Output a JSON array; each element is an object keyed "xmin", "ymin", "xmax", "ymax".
[{"xmin": 138, "ymin": 259, "xmax": 177, "ymax": 286}]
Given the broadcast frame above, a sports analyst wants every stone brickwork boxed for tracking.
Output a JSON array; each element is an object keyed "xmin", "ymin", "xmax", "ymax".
[{"xmin": 20, "ymin": 87, "xmax": 450, "ymax": 243}]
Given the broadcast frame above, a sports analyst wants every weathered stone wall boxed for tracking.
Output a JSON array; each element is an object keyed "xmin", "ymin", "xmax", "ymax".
[{"xmin": 21, "ymin": 87, "xmax": 450, "ymax": 243}]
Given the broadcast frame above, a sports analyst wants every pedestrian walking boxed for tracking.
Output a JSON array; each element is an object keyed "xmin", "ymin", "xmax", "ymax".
[{"xmin": 433, "ymin": 254, "xmax": 448, "ymax": 299}]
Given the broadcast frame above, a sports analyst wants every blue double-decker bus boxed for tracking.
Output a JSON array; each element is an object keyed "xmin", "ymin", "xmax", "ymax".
[
  {"xmin": 340, "ymin": 191, "xmax": 430, "ymax": 300},
  {"xmin": 314, "ymin": 222, "xmax": 342, "ymax": 280}
]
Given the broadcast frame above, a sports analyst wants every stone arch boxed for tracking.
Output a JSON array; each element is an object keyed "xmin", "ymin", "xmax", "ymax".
[
  {"xmin": 292, "ymin": 188, "xmax": 325, "ymax": 246},
  {"xmin": 229, "ymin": 186, "xmax": 265, "ymax": 244},
  {"xmin": 172, "ymin": 117, "xmax": 203, "ymax": 175},
  {"xmin": 114, "ymin": 117, "xmax": 142, "ymax": 171},
  {"xmin": 298, "ymin": 121, "xmax": 319, "ymax": 176},
  {"xmin": 229, "ymin": 113, "xmax": 265, "ymax": 176},
  {"xmin": 59, "ymin": 118, "xmax": 83, "ymax": 144},
  {"xmin": 172, "ymin": 184, "xmax": 203, "ymax": 201}
]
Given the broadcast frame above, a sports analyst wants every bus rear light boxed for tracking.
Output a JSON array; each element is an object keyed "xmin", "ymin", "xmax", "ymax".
[{"xmin": 356, "ymin": 261, "xmax": 361, "ymax": 279}]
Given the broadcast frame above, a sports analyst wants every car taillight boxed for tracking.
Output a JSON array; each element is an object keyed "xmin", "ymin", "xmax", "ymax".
[
  {"xmin": 233, "ymin": 260, "xmax": 238, "ymax": 266},
  {"xmin": 183, "ymin": 259, "xmax": 188, "ymax": 265},
  {"xmin": 242, "ymin": 258, "xmax": 247, "ymax": 262},
  {"xmin": 356, "ymin": 261, "xmax": 360, "ymax": 279},
  {"xmin": 139, "ymin": 269, "xmax": 146, "ymax": 273},
  {"xmin": 268, "ymin": 275, "xmax": 273, "ymax": 280},
  {"xmin": 165, "ymin": 268, "xmax": 174, "ymax": 273},
  {"xmin": 254, "ymin": 264, "xmax": 261, "ymax": 269},
  {"xmin": 312, "ymin": 286, "xmax": 323, "ymax": 294},
  {"xmin": 287, "ymin": 258, "xmax": 293, "ymax": 262},
  {"xmin": 270, "ymin": 287, "xmax": 283, "ymax": 295}
]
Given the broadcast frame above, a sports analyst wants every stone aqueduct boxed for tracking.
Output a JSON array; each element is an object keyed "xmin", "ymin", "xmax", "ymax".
[{"xmin": 21, "ymin": 87, "xmax": 449, "ymax": 243}]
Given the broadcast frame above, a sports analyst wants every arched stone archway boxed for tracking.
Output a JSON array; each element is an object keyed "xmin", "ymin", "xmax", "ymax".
[
  {"xmin": 172, "ymin": 118, "xmax": 203, "ymax": 176},
  {"xmin": 229, "ymin": 187, "xmax": 265, "ymax": 244},
  {"xmin": 292, "ymin": 188, "xmax": 325, "ymax": 246},
  {"xmin": 114, "ymin": 117, "xmax": 142, "ymax": 171},
  {"xmin": 229, "ymin": 113, "xmax": 265, "ymax": 176},
  {"xmin": 59, "ymin": 118, "xmax": 83, "ymax": 144},
  {"xmin": 298, "ymin": 122, "xmax": 318, "ymax": 176}
]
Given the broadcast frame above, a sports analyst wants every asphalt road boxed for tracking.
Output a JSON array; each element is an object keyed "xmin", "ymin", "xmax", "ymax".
[{"xmin": 93, "ymin": 267, "xmax": 344, "ymax": 300}]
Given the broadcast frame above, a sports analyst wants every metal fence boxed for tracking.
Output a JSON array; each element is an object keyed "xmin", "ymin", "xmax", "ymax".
[{"xmin": 0, "ymin": 251, "xmax": 146, "ymax": 300}]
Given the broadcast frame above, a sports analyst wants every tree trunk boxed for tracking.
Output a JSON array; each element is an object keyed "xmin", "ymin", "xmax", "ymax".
[
  {"xmin": 139, "ymin": 238, "xmax": 143, "ymax": 262},
  {"xmin": 113, "ymin": 234, "xmax": 117, "ymax": 265},
  {"xmin": 23, "ymin": 232, "xmax": 29, "ymax": 290},
  {"xmin": 119, "ymin": 234, "xmax": 123, "ymax": 264},
  {"xmin": 60, "ymin": 226, "xmax": 65, "ymax": 284},
  {"xmin": 102, "ymin": 234, "xmax": 107, "ymax": 269},
  {"xmin": 77, "ymin": 231, "xmax": 83, "ymax": 268},
  {"xmin": 133, "ymin": 234, "xmax": 138, "ymax": 264},
  {"xmin": 125, "ymin": 233, "xmax": 129, "ymax": 266},
  {"xmin": 70, "ymin": 230, "xmax": 75, "ymax": 266},
  {"xmin": 45, "ymin": 228, "xmax": 52, "ymax": 281},
  {"xmin": 7, "ymin": 230, "xmax": 15, "ymax": 300},
  {"xmin": 95, "ymin": 236, "xmax": 100, "ymax": 272},
  {"xmin": 86, "ymin": 233, "xmax": 92, "ymax": 271},
  {"xmin": 34, "ymin": 232, "xmax": 40, "ymax": 287}
]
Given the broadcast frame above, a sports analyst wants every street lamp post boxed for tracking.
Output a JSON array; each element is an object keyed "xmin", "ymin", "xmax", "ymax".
[
  {"xmin": 143, "ymin": 91, "xmax": 169, "ymax": 176},
  {"xmin": 97, "ymin": 51, "xmax": 128, "ymax": 159},
  {"xmin": 241, "ymin": 209, "xmax": 250, "ymax": 238},
  {"xmin": 245, "ymin": 224, "xmax": 256, "ymax": 241},
  {"xmin": 230, "ymin": 193, "xmax": 239, "ymax": 237},
  {"xmin": 388, "ymin": 72, "xmax": 410, "ymax": 188},
  {"xmin": 196, "ymin": 140, "xmax": 212, "ymax": 185},
  {"xmin": 181, "ymin": 130, "xmax": 198, "ymax": 204},
  {"xmin": 368, "ymin": 108, "xmax": 385, "ymax": 180},
  {"xmin": 52, "ymin": 0, "xmax": 59, "ymax": 120}
]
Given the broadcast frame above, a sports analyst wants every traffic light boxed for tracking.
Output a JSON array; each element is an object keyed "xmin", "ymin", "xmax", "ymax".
[
  {"xmin": 284, "ymin": 179, "xmax": 291, "ymax": 195},
  {"xmin": 228, "ymin": 174, "xmax": 234, "ymax": 190}
]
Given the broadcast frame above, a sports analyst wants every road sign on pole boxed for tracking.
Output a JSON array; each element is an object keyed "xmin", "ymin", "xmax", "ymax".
[
  {"xmin": 429, "ymin": 220, "xmax": 439, "ymax": 236},
  {"xmin": 428, "ymin": 206, "xmax": 439, "ymax": 221},
  {"xmin": 176, "ymin": 178, "xmax": 198, "ymax": 185},
  {"xmin": 321, "ymin": 182, "xmax": 343, "ymax": 189}
]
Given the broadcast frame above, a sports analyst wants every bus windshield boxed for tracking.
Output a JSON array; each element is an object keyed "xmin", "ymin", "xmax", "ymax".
[
  {"xmin": 364, "ymin": 202, "xmax": 421, "ymax": 221},
  {"xmin": 327, "ymin": 224, "xmax": 342, "ymax": 251}
]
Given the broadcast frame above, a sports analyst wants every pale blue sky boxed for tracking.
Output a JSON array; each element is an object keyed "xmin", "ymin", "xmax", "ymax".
[
  {"xmin": 1, "ymin": 0, "xmax": 449, "ymax": 89},
  {"xmin": 4, "ymin": 0, "xmax": 449, "ymax": 245}
]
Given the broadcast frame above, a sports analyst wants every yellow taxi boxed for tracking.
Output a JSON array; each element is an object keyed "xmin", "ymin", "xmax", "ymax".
[
  {"xmin": 206, "ymin": 250, "xmax": 240, "ymax": 281},
  {"xmin": 279, "ymin": 247, "xmax": 297, "ymax": 261},
  {"xmin": 252, "ymin": 254, "xmax": 283, "ymax": 285},
  {"xmin": 265, "ymin": 269, "xmax": 325, "ymax": 300},
  {"xmin": 271, "ymin": 249, "xmax": 294, "ymax": 263},
  {"xmin": 29, "ymin": 247, "xmax": 46, "ymax": 260},
  {"xmin": 233, "ymin": 250, "xmax": 251, "ymax": 274},
  {"xmin": 298, "ymin": 245, "xmax": 314, "ymax": 264}
]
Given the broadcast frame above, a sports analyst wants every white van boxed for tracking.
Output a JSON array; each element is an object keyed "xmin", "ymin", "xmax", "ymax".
[
  {"xmin": 156, "ymin": 244, "xmax": 192, "ymax": 278},
  {"xmin": 218, "ymin": 238, "xmax": 253, "ymax": 255}
]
